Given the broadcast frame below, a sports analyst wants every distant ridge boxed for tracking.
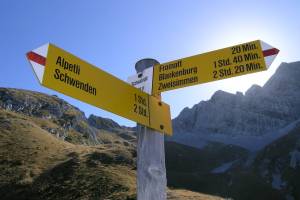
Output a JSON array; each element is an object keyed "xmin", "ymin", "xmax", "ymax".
[{"xmin": 171, "ymin": 61, "xmax": 300, "ymax": 150}]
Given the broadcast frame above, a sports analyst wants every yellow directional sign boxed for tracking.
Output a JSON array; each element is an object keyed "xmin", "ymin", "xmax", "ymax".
[
  {"xmin": 26, "ymin": 43, "xmax": 172, "ymax": 135},
  {"xmin": 152, "ymin": 40, "xmax": 279, "ymax": 94}
]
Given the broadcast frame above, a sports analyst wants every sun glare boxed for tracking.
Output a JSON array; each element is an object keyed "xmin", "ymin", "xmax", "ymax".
[{"xmin": 194, "ymin": 20, "xmax": 283, "ymax": 95}]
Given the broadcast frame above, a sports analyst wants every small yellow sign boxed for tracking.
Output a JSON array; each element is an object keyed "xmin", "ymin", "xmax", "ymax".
[
  {"xmin": 27, "ymin": 44, "xmax": 172, "ymax": 135},
  {"xmin": 152, "ymin": 40, "xmax": 271, "ymax": 94}
]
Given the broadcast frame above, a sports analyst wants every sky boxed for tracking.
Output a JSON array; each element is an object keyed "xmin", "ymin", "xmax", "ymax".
[{"xmin": 1, "ymin": 0, "xmax": 300, "ymax": 127}]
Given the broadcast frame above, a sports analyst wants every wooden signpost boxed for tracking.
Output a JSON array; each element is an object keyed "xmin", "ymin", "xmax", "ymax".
[{"xmin": 27, "ymin": 40, "xmax": 279, "ymax": 200}]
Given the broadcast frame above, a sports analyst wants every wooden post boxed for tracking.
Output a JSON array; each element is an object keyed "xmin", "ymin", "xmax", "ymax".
[{"xmin": 135, "ymin": 59, "xmax": 167, "ymax": 200}]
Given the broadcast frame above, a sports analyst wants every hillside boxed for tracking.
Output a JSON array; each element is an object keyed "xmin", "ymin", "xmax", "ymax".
[
  {"xmin": 0, "ymin": 88, "xmax": 224, "ymax": 200},
  {"xmin": 0, "ymin": 109, "xmax": 137, "ymax": 200},
  {"xmin": 0, "ymin": 87, "xmax": 136, "ymax": 146}
]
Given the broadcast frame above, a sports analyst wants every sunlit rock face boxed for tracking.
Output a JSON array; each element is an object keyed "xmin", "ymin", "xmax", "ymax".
[{"xmin": 171, "ymin": 61, "xmax": 300, "ymax": 148}]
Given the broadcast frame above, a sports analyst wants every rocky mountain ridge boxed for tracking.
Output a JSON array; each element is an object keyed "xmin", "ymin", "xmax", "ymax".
[
  {"xmin": 171, "ymin": 61, "xmax": 300, "ymax": 150},
  {"xmin": 0, "ymin": 87, "xmax": 134, "ymax": 146}
]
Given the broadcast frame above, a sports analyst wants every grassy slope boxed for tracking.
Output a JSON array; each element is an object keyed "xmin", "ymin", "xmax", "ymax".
[
  {"xmin": 0, "ymin": 108, "xmax": 224, "ymax": 200},
  {"xmin": 167, "ymin": 189, "xmax": 224, "ymax": 200},
  {"xmin": 0, "ymin": 109, "xmax": 136, "ymax": 200}
]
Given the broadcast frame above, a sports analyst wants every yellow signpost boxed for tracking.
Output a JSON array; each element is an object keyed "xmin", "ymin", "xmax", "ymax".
[
  {"xmin": 152, "ymin": 40, "xmax": 279, "ymax": 94},
  {"xmin": 27, "ymin": 43, "xmax": 172, "ymax": 135},
  {"xmin": 27, "ymin": 40, "xmax": 279, "ymax": 200}
]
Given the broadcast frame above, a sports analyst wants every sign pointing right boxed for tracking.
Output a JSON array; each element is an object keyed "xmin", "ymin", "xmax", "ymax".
[{"xmin": 152, "ymin": 40, "xmax": 279, "ymax": 94}]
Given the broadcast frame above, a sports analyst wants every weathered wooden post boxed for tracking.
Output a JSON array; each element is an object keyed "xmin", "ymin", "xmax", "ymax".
[{"xmin": 135, "ymin": 59, "xmax": 167, "ymax": 200}]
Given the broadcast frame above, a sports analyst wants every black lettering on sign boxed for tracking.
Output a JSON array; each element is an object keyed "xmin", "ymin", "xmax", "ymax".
[
  {"xmin": 158, "ymin": 76, "xmax": 198, "ymax": 90},
  {"xmin": 158, "ymin": 67, "xmax": 197, "ymax": 81},
  {"xmin": 213, "ymin": 70, "xmax": 218, "ymax": 79},
  {"xmin": 244, "ymin": 52, "xmax": 260, "ymax": 61},
  {"xmin": 133, "ymin": 93, "xmax": 148, "ymax": 117},
  {"xmin": 246, "ymin": 62, "xmax": 262, "ymax": 71},
  {"xmin": 218, "ymin": 68, "xmax": 232, "ymax": 78},
  {"xmin": 242, "ymin": 43, "xmax": 257, "ymax": 52},
  {"xmin": 56, "ymin": 56, "xmax": 81, "ymax": 75},
  {"xmin": 134, "ymin": 104, "xmax": 137, "ymax": 113},
  {"xmin": 214, "ymin": 58, "xmax": 231, "ymax": 68},
  {"xmin": 53, "ymin": 69, "xmax": 96, "ymax": 96},
  {"xmin": 159, "ymin": 60, "xmax": 182, "ymax": 72},
  {"xmin": 234, "ymin": 65, "xmax": 245, "ymax": 74},
  {"xmin": 213, "ymin": 68, "xmax": 232, "ymax": 79},
  {"xmin": 233, "ymin": 55, "xmax": 243, "ymax": 63},
  {"xmin": 231, "ymin": 46, "xmax": 241, "ymax": 54}
]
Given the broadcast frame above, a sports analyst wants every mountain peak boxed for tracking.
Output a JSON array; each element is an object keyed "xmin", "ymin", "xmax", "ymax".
[
  {"xmin": 171, "ymin": 61, "xmax": 300, "ymax": 150},
  {"xmin": 210, "ymin": 90, "xmax": 238, "ymax": 105},
  {"xmin": 211, "ymin": 90, "xmax": 234, "ymax": 99},
  {"xmin": 264, "ymin": 61, "xmax": 300, "ymax": 94},
  {"xmin": 245, "ymin": 84, "xmax": 262, "ymax": 96}
]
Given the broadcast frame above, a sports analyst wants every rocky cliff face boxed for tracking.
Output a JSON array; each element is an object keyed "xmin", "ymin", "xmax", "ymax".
[
  {"xmin": 0, "ymin": 88, "xmax": 92, "ymax": 138},
  {"xmin": 167, "ymin": 60, "xmax": 300, "ymax": 199},
  {"xmin": 0, "ymin": 88, "xmax": 134, "ymax": 145},
  {"xmin": 171, "ymin": 61, "xmax": 300, "ymax": 150},
  {"xmin": 88, "ymin": 114, "xmax": 121, "ymax": 131}
]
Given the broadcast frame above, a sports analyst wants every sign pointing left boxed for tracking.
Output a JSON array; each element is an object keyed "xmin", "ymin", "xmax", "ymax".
[{"xmin": 26, "ymin": 43, "xmax": 172, "ymax": 135}]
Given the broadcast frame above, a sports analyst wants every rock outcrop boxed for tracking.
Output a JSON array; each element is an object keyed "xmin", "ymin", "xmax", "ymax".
[{"xmin": 171, "ymin": 61, "xmax": 300, "ymax": 150}]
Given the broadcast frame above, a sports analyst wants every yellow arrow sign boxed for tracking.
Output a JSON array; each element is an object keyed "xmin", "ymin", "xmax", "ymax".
[
  {"xmin": 152, "ymin": 40, "xmax": 279, "ymax": 94},
  {"xmin": 26, "ymin": 43, "xmax": 172, "ymax": 135}
]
